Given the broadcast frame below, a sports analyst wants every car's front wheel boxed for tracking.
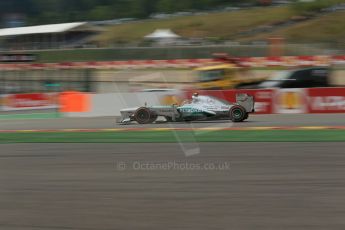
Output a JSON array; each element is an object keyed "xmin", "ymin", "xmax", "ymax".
[{"xmin": 134, "ymin": 107, "xmax": 155, "ymax": 124}]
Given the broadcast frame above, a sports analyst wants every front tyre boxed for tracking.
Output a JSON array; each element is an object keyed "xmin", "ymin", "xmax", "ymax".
[
  {"xmin": 229, "ymin": 105, "xmax": 246, "ymax": 122},
  {"xmin": 134, "ymin": 107, "xmax": 154, "ymax": 124}
]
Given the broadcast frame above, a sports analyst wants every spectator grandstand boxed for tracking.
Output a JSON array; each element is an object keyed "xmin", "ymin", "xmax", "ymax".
[{"xmin": 0, "ymin": 22, "xmax": 101, "ymax": 50}]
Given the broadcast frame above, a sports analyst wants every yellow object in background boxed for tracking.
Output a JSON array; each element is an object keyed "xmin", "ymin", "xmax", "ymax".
[{"xmin": 281, "ymin": 91, "xmax": 301, "ymax": 110}]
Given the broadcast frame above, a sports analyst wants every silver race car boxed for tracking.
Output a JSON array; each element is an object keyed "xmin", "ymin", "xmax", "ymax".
[{"xmin": 119, "ymin": 93, "xmax": 255, "ymax": 124}]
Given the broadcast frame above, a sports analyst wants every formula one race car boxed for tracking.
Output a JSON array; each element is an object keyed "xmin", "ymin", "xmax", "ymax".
[{"xmin": 119, "ymin": 93, "xmax": 255, "ymax": 124}]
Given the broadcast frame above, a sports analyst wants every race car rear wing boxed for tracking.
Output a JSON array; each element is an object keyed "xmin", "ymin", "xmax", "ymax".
[{"xmin": 236, "ymin": 93, "xmax": 255, "ymax": 113}]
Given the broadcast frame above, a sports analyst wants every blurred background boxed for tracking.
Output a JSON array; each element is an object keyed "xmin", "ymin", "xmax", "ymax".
[
  {"xmin": 1, "ymin": 3, "xmax": 345, "ymax": 230},
  {"xmin": 0, "ymin": 0, "xmax": 344, "ymax": 115}
]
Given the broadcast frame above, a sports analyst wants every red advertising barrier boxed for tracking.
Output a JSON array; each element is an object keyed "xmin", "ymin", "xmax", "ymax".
[
  {"xmin": 272, "ymin": 88, "xmax": 345, "ymax": 114},
  {"xmin": 0, "ymin": 93, "xmax": 58, "ymax": 111},
  {"xmin": 2, "ymin": 88, "xmax": 344, "ymax": 114},
  {"xmin": 186, "ymin": 87, "xmax": 345, "ymax": 114},
  {"xmin": 307, "ymin": 88, "xmax": 345, "ymax": 113},
  {"xmin": 273, "ymin": 88, "xmax": 309, "ymax": 114}
]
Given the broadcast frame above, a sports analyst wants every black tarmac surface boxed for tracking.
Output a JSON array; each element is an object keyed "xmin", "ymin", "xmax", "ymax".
[{"xmin": 1, "ymin": 143, "xmax": 345, "ymax": 229}]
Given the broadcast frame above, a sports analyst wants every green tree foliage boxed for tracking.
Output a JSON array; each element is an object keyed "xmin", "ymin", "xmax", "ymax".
[
  {"xmin": 291, "ymin": 0, "xmax": 345, "ymax": 15},
  {"xmin": 0, "ymin": 0, "xmax": 255, "ymax": 26}
]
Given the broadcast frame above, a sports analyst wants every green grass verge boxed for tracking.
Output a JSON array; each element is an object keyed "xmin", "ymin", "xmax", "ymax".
[
  {"xmin": 97, "ymin": 4, "xmax": 345, "ymax": 45},
  {"xmin": 33, "ymin": 46, "xmax": 270, "ymax": 62},
  {"xmin": 97, "ymin": 6, "xmax": 295, "ymax": 44},
  {"xmin": 244, "ymin": 11, "xmax": 345, "ymax": 43},
  {"xmin": 291, "ymin": 0, "xmax": 345, "ymax": 15},
  {"xmin": 0, "ymin": 113, "xmax": 60, "ymax": 120},
  {"xmin": 0, "ymin": 130, "xmax": 344, "ymax": 143},
  {"xmin": 29, "ymin": 5, "xmax": 344, "ymax": 63}
]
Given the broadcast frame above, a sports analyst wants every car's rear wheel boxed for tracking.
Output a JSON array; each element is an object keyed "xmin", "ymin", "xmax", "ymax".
[
  {"xmin": 229, "ymin": 105, "xmax": 246, "ymax": 122},
  {"xmin": 134, "ymin": 107, "xmax": 154, "ymax": 124}
]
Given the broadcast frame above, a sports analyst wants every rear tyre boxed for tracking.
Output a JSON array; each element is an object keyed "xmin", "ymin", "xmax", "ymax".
[
  {"xmin": 134, "ymin": 107, "xmax": 154, "ymax": 124},
  {"xmin": 229, "ymin": 105, "xmax": 246, "ymax": 122}
]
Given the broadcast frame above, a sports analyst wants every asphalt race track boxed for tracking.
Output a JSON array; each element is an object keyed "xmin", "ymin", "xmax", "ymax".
[
  {"xmin": 0, "ymin": 114, "xmax": 345, "ymax": 130},
  {"xmin": 1, "ymin": 113, "xmax": 345, "ymax": 229},
  {"xmin": 1, "ymin": 143, "xmax": 345, "ymax": 230}
]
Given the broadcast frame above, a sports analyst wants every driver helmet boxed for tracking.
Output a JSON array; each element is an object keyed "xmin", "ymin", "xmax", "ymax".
[{"xmin": 192, "ymin": 92, "xmax": 199, "ymax": 102}]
